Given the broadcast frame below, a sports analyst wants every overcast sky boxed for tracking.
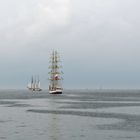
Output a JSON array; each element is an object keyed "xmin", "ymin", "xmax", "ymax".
[{"xmin": 0, "ymin": 0, "xmax": 140, "ymax": 89}]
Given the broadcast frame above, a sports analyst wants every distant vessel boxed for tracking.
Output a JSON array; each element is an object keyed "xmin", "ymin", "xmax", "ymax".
[
  {"xmin": 48, "ymin": 51, "xmax": 63, "ymax": 94},
  {"xmin": 27, "ymin": 76, "xmax": 42, "ymax": 91}
]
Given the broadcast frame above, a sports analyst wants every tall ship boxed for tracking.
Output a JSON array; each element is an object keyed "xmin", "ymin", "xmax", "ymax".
[
  {"xmin": 27, "ymin": 76, "xmax": 42, "ymax": 91},
  {"xmin": 48, "ymin": 51, "xmax": 63, "ymax": 94}
]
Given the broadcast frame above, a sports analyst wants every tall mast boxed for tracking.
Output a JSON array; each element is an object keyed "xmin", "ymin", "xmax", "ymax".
[
  {"xmin": 31, "ymin": 76, "xmax": 34, "ymax": 89},
  {"xmin": 37, "ymin": 75, "xmax": 40, "ymax": 89},
  {"xmin": 49, "ymin": 50, "xmax": 63, "ymax": 90}
]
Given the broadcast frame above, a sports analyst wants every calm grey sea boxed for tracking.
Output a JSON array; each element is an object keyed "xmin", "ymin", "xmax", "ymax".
[{"xmin": 0, "ymin": 89, "xmax": 140, "ymax": 140}]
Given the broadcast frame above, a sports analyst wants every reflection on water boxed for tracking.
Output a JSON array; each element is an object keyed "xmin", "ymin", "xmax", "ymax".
[
  {"xmin": 0, "ymin": 90, "xmax": 140, "ymax": 139},
  {"xmin": 48, "ymin": 98, "xmax": 61, "ymax": 140}
]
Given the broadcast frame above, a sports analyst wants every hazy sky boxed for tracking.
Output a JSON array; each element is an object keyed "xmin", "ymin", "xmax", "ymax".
[{"xmin": 0, "ymin": 0, "xmax": 140, "ymax": 89}]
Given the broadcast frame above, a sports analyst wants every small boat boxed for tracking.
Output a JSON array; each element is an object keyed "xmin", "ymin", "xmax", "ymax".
[
  {"xmin": 27, "ymin": 76, "xmax": 42, "ymax": 91},
  {"xmin": 48, "ymin": 51, "xmax": 63, "ymax": 94}
]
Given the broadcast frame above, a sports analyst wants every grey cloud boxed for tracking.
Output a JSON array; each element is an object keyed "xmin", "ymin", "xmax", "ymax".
[{"xmin": 0, "ymin": 0, "xmax": 139, "ymax": 89}]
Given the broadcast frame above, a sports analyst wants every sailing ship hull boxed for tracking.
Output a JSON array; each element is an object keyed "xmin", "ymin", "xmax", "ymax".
[
  {"xmin": 49, "ymin": 90, "xmax": 62, "ymax": 94},
  {"xmin": 27, "ymin": 87, "xmax": 42, "ymax": 91},
  {"xmin": 34, "ymin": 88, "xmax": 42, "ymax": 91},
  {"xmin": 37, "ymin": 89, "xmax": 42, "ymax": 91}
]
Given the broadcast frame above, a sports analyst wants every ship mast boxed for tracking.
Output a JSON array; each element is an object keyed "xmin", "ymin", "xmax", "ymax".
[
  {"xmin": 49, "ymin": 51, "xmax": 63, "ymax": 91},
  {"xmin": 31, "ymin": 76, "xmax": 34, "ymax": 89}
]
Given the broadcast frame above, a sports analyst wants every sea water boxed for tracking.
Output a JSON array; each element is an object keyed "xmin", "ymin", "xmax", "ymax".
[{"xmin": 0, "ymin": 89, "xmax": 140, "ymax": 140}]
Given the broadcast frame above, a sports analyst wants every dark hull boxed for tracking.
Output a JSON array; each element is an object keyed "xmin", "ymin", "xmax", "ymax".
[{"xmin": 49, "ymin": 91, "xmax": 62, "ymax": 94}]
